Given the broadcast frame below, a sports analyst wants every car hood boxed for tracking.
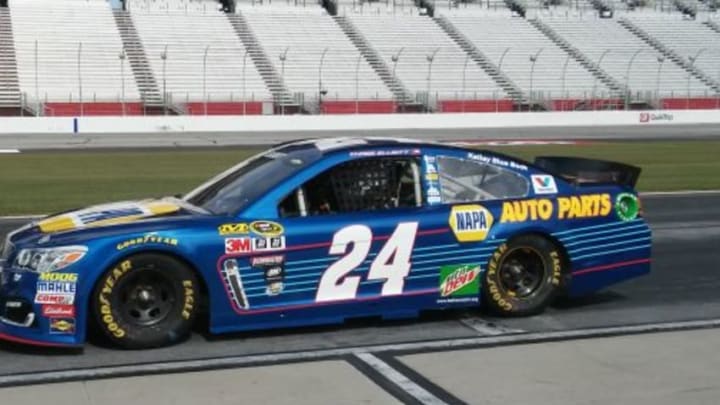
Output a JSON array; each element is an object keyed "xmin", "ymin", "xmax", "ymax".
[
  {"xmin": 5, "ymin": 198, "xmax": 206, "ymax": 248},
  {"xmin": 33, "ymin": 198, "xmax": 189, "ymax": 234}
]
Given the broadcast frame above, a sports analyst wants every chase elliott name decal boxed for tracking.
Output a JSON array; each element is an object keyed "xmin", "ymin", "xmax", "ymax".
[{"xmin": 449, "ymin": 204, "xmax": 494, "ymax": 242}]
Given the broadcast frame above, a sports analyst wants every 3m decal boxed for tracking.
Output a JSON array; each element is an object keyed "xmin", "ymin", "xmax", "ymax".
[
  {"xmin": 500, "ymin": 194, "xmax": 612, "ymax": 223},
  {"xmin": 41, "ymin": 305, "xmax": 75, "ymax": 318},
  {"xmin": 116, "ymin": 234, "xmax": 178, "ymax": 250},
  {"xmin": 438, "ymin": 264, "xmax": 481, "ymax": 303},
  {"xmin": 49, "ymin": 318, "xmax": 76, "ymax": 334},
  {"xmin": 250, "ymin": 221, "xmax": 284, "ymax": 237},
  {"xmin": 225, "ymin": 237, "xmax": 251, "ymax": 254},
  {"xmin": 316, "ymin": 222, "xmax": 418, "ymax": 302},
  {"xmin": 449, "ymin": 205, "xmax": 494, "ymax": 242},
  {"xmin": 615, "ymin": 193, "xmax": 640, "ymax": 222},
  {"xmin": 218, "ymin": 223, "xmax": 249, "ymax": 236},
  {"xmin": 530, "ymin": 175, "xmax": 558, "ymax": 195}
]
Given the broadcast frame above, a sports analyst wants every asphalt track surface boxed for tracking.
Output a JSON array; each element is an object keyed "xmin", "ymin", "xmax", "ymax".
[
  {"xmin": 2, "ymin": 123, "xmax": 720, "ymax": 150},
  {"xmin": 0, "ymin": 192, "xmax": 717, "ymax": 390}
]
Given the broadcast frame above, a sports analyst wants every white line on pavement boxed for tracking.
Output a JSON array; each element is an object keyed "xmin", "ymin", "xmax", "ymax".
[
  {"xmin": 0, "ymin": 149, "xmax": 20, "ymax": 154},
  {"xmin": 1, "ymin": 318, "xmax": 719, "ymax": 388},
  {"xmin": 354, "ymin": 352, "xmax": 446, "ymax": 405}
]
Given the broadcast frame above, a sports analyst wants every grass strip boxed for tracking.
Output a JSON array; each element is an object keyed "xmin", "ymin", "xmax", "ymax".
[{"xmin": 0, "ymin": 141, "xmax": 718, "ymax": 215}]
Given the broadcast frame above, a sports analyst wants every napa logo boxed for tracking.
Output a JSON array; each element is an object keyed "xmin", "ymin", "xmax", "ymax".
[{"xmin": 449, "ymin": 204, "xmax": 494, "ymax": 242}]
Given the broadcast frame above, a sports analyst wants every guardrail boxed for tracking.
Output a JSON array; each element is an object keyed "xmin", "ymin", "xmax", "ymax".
[{"xmin": 0, "ymin": 109, "xmax": 717, "ymax": 135}]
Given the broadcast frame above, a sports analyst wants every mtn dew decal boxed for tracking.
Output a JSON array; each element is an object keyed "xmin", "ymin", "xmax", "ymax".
[
  {"xmin": 37, "ymin": 200, "xmax": 181, "ymax": 234},
  {"xmin": 615, "ymin": 193, "xmax": 640, "ymax": 221},
  {"xmin": 449, "ymin": 204, "xmax": 494, "ymax": 242},
  {"xmin": 438, "ymin": 264, "xmax": 481, "ymax": 304}
]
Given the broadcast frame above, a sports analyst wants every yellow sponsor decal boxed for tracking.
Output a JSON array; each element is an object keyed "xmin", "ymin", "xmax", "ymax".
[
  {"xmin": 39, "ymin": 273, "xmax": 78, "ymax": 283},
  {"xmin": 218, "ymin": 223, "xmax": 250, "ymax": 236},
  {"xmin": 425, "ymin": 173, "xmax": 439, "ymax": 181},
  {"xmin": 449, "ymin": 204, "xmax": 494, "ymax": 242},
  {"xmin": 116, "ymin": 234, "xmax": 178, "ymax": 251},
  {"xmin": 37, "ymin": 200, "xmax": 181, "ymax": 234},
  {"xmin": 500, "ymin": 199, "xmax": 554, "ymax": 223},
  {"xmin": 557, "ymin": 194, "xmax": 612, "ymax": 219},
  {"xmin": 50, "ymin": 319, "xmax": 74, "ymax": 332},
  {"xmin": 500, "ymin": 193, "xmax": 612, "ymax": 223},
  {"xmin": 250, "ymin": 221, "xmax": 284, "ymax": 237}
]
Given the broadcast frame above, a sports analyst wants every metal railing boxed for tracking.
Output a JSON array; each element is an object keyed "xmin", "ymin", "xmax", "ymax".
[{"xmin": 10, "ymin": 42, "xmax": 720, "ymax": 115}]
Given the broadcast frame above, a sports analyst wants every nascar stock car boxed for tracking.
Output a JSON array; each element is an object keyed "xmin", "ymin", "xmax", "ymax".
[{"xmin": 0, "ymin": 137, "xmax": 651, "ymax": 349}]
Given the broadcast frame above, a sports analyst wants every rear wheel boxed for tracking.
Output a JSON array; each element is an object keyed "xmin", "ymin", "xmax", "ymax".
[
  {"xmin": 92, "ymin": 253, "xmax": 199, "ymax": 349},
  {"xmin": 483, "ymin": 235, "xmax": 564, "ymax": 316}
]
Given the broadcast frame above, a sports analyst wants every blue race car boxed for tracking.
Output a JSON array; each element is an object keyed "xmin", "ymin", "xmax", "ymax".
[{"xmin": 0, "ymin": 137, "xmax": 651, "ymax": 349}]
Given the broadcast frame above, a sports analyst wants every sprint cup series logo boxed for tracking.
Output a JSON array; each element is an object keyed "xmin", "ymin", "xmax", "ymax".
[{"xmin": 438, "ymin": 264, "xmax": 481, "ymax": 304}]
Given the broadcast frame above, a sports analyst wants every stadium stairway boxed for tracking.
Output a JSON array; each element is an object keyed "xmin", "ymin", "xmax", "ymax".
[
  {"xmin": 113, "ymin": 10, "xmax": 165, "ymax": 111},
  {"xmin": 332, "ymin": 15, "xmax": 418, "ymax": 111},
  {"xmin": 618, "ymin": 18, "xmax": 720, "ymax": 94},
  {"xmin": 227, "ymin": 12, "xmax": 296, "ymax": 111},
  {"xmin": 528, "ymin": 18, "xmax": 626, "ymax": 100},
  {"xmin": 433, "ymin": 15, "xmax": 525, "ymax": 107},
  {"xmin": 704, "ymin": 20, "xmax": 720, "ymax": 34},
  {"xmin": 0, "ymin": 7, "xmax": 23, "ymax": 114}
]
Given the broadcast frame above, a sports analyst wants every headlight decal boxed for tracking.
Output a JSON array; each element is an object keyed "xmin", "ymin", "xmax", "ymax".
[{"xmin": 13, "ymin": 246, "xmax": 88, "ymax": 273}]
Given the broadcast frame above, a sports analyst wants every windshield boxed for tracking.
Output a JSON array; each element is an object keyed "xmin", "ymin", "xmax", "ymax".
[{"xmin": 184, "ymin": 146, "xmax": 322, "ymax": 215}]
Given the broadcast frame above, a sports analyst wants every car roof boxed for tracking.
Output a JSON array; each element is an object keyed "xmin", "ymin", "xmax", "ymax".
[{"xmin": 274, "ymin": 137, "xmax": 447, "ymax": 155}]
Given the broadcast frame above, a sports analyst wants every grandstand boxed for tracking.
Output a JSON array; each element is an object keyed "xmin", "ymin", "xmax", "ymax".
[
  {"xmin": 10, "ymin": 0, "xmax": 140, "ymax": 116},
  {"xmin": 0, "ymin": 0, "xmax": 717, "ymax": 115}
]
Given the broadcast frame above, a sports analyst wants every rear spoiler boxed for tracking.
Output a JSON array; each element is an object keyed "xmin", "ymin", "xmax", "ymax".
[{"xmin": 534, "ymin": 156, "xmax": 641, "ymax": 188}]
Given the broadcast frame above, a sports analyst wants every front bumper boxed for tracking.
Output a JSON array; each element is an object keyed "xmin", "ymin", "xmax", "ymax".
[{"xmin": 0, "ymin": 266, "xmax": 83, "ymax": 348}]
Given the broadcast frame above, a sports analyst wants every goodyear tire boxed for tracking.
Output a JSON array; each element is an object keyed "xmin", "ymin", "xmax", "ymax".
[
  {"xmin": 92, "ymin": 253, "xmax": 199, "ymax": 349},
  {"xmin": 483, "ymin": 235, "xmax": 564, "ymax": 317}
]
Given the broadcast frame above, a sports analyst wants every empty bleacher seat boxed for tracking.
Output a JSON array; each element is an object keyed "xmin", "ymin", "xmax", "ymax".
[
  {"xmin": 11, "ymin": 0, "xmax": 141, "ymax": 106},
  {"xmin": 441, "ymin": 14, "xmax": 610, "ymax": 100},
  {"xmin": 129, "ymin": 6, "xmax": 272, "ymax": 104},
  {"xmin": 346, "ymin": 13, "xmax": 507, "ymax": 104},
  {"xmin": 238, "ymin": 7, "xmax": 393, "ymax": 104},
  {"xmin": 541, "ymin": 17, "xmax": 714, "ymax": 97}
]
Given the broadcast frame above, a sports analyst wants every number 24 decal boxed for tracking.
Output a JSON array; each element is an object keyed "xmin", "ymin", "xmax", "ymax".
[{"xmin": 316, "ymin": 222, "xmax": 418, "ymax": 302}]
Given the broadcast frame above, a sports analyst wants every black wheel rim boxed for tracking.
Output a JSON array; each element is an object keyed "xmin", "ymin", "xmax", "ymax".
[
  {"xmin": 498, "ymin": 247, "xmax": 546, "ymax": 298},
  {"xmin": 114, "ymin": 268, "xmax": 176, "ymax": 327}
]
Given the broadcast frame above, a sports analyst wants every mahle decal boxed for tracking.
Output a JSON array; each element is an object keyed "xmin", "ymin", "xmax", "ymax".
[
  {"xmin": 449, "ymin": 205, "xmax": 494, "ymax": 242},
  {"xmin": 439, "ymin": 264, "xmax": 481, "ymax": 297}
]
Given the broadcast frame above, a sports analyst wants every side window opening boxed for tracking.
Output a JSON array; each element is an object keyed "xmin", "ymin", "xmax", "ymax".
[
  {"xmin": 279, "ymin": 157, "xmax": 421, "ymax": 217},
  {"xmin": 437, "ymin": 156, "xmax": 529, "ymax": 203}
]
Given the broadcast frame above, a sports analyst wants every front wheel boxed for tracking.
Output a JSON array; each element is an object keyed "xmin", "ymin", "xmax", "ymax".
[
  {"xmin": 91, "ymin": 253, "xmax": 199, "ymax": 349},
  {"xmin": 483, "ymin": 235, "xmax": 565, "ymax": 316}
]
